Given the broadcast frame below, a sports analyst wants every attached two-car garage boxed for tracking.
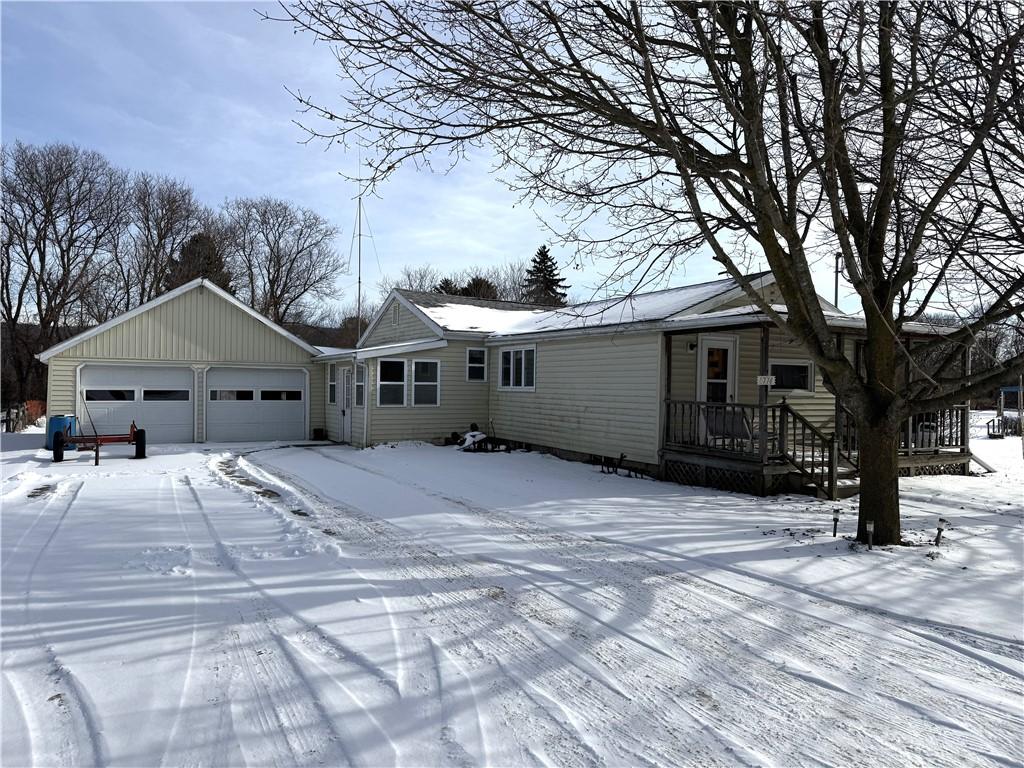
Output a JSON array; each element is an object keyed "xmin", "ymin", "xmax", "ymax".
[{"xmin": 40, "ymin": 278, "xmax": 326, "ymax": 445}]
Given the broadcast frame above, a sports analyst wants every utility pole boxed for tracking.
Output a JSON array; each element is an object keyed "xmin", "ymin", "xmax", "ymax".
[{"xmin": 834, "ymin": 252, "xmax": 841, "ymax": 307}]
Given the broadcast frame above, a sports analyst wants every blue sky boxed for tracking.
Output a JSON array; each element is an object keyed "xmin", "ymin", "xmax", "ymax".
[{"xmin": 3, "ymin": 2, "xmax": 843, "ymax": 310}]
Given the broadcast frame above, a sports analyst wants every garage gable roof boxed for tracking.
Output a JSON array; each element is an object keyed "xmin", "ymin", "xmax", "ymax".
[{"xmin": 37, "ymin": 278, "xmax": 321, "ymax": 362}]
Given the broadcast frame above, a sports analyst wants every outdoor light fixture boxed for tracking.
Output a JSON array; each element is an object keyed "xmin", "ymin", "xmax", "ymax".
[
  {"xmin": 688, "ymin": 341, "xmax": 698, "ymax": 352},
  {"xmin": 832, "ymin": 509, "xmax": 840, "ymax": 537},
  {"xmin": 866, "ymin": 520, "xmax": 875, "ymax": 550},
  {"xmin": 935, "ymin": 518, "xmax": 949, "ymax": 546}
]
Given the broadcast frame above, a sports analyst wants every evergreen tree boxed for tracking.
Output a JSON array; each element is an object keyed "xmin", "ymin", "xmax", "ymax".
[
  {"xmin": 523, "ymin": 245, "xmax": 570, "ymax": 306},
  {"xmin": 435, "ymin": 276, "xmax": 461, "ymax": 295},
  {"xmin": 460, "ymin": 275, "xmax": 499, "ymax": 300},
  {"xmin": 164, "ymin": 232, "xmax": 234, "ymax": 293}
]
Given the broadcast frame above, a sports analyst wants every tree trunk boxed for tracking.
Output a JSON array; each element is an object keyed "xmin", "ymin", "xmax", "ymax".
[{"xmin": 856, "ymin": 416, "xmax": 902, "ymax": 545}]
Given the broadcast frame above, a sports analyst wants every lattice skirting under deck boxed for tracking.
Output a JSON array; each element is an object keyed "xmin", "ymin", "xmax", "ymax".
[
  {"xmin": 899, "ymin": 461, "xmax": 969, "ymax": 477},
  {"xmin": 661, "ymin": 459, "xmax": 785, "ymax": 496}
]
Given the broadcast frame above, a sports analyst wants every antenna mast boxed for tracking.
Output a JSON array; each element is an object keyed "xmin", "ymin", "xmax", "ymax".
[{"xmin": 356, "ymin": 193, "xmax": 363, "ymax": 341}]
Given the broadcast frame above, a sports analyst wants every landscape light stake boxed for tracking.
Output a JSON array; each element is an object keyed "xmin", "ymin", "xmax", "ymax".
[
  {"xmin": 866, "ymin": 520, "xmax": 875, "ymax": 551},
  {"xmin": 935, "ymin": 518, "xmax": 948, "ymax": 546},
  {"xmin": 832, "ymin": 509, "xmax": 840, "ymax": 538}
]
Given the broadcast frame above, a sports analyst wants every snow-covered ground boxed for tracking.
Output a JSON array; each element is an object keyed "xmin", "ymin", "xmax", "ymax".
[{"xmin": 1, "ymin": 422, "xmax": 1021, "ymax": 767}]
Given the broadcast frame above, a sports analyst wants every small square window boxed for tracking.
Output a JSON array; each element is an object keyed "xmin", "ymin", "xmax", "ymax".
[{"xmin": 467, "ymin": 348, "xmax": 487, "ymax": 381}]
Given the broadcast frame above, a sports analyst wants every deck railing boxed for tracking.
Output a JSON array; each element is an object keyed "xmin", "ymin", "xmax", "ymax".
[
  {"xmin": 839, "ymin": 404, "xmax": 970, "ymax": 456},
  {"xmin": 663, "ymin": 400, "xmax": 781, "ymax": 458}
]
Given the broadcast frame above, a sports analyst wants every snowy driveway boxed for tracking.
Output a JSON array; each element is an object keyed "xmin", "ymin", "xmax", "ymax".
[{"xmin": 2, "ymin": 436, "xmax": 1022, "ymax": 767}]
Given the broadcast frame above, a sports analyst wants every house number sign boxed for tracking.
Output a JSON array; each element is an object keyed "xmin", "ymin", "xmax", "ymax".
[{"xmin": 757, "ymin": 375, "xmax": 776, "ymax": 386}]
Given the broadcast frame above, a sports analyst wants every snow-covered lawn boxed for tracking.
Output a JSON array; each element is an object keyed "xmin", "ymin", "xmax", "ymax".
[{"xmin": 2, "ymin": 426, "xmax": 1021, "ymax": 767}]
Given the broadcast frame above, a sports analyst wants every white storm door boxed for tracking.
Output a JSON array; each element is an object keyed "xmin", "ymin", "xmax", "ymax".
[{"xmin": 696, "ymin": 334, "xmax": 738, "ymax": 403}]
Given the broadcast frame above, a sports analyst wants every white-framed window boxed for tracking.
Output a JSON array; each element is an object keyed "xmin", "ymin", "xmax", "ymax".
[
  {"xmin": 466, "ymin": 348, "xmax": 487, "ymax": 381},
  {"xmin": 412, "ymin": 359, "xmax": 441, "ymax": 406},
  {"xmin": 377, "ymin": 359, "xmax": 406, "ymax": 406},
  {"xmin": 499, "ymin": 346, "xmax": 536, "ymax": 390},
  {"xmin": 769, "ymin": 359, "xmax": 815, "ymax": 393},
  {"xmin": 391, "ymin": 302, "xmax": 400, "ymax": 326},
  {"xmin": 355, "ymin": 364, "xmax": 366, "ymax": 407},
  {"xmin": 328, "ymin": 363, "xmax": 337, "ymax": 404}
]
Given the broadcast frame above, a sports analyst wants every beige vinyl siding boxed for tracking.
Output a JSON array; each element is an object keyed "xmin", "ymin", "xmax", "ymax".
[
  {"xmin": 46, "ymin": 358, "xmax": 79, "ymax": 415},
  {"xmin": 669, "ymin": 334, "xmax": 697, "ymax": 399},
  {"xmin": 362, "ymin": 297, "xmax": 439, "ymax": 348},
  {"xmin": 488, "ymin": 332, "xmax": 663, "ymax": 465},
  {"xmin": 53, "ymin": 285, "xmax": 312, "ymax": 364},
  {"xmin": 308, "ymin": 364, "xmax": 326, "ymax": 435},
  {"xmin": 365, "ymin": 342, "xmax": 490, "ymax": 443}
]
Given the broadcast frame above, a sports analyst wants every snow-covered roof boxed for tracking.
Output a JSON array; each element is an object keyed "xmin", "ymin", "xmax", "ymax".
[
  {"xmin": 398, "ymin": 272, "xmax": 773, "ymax": 337},
  {"xmin": 495, "ymin": 276, "xmax": 770, "ymax": 336},
  {"xmin": 394, "ymin": 290, "xmax": 541, "ymax": 334}
]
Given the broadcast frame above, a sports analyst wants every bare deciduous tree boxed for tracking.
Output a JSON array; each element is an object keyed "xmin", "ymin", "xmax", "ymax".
[
  {"xmin": 276, "ymin": 1, "xmax": 1024, "ymax": 544},
  {"xmin": 376, "ymin": 264, "xmax": 442, "ymax": 300},
  {"xmin": 1, "ymin": 141, "xmax": 127, "ymax": 400},
  {"xmin": 224, "ymin": 196, "xmax": 345, "ymax": 324}
]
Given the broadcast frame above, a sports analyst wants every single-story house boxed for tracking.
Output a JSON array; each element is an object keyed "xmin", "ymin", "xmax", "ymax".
[{"xmin": 38, "ymin": 273, "xmax": 971, "ymax": 499}]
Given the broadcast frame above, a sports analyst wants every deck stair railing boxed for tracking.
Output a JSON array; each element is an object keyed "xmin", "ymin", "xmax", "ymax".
[{"xmin": 779, "ymin": 401, "xmax": 841, "ymax": 499}]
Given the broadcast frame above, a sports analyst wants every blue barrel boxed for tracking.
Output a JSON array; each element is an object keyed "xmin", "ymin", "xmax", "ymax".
[{"xmin": 45, "ymin": 414, "xmax": 77, "ymax": 450}]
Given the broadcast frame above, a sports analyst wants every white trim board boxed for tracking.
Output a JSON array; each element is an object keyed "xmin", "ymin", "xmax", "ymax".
[
  {"xmin": 355, "ymin": 338, "xmax": 448, "ymax": 360},
  {"xmin": 37, "ymin": 278, "xmax": 321, "ymax": 362}
]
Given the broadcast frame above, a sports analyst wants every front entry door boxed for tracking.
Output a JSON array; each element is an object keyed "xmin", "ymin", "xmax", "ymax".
[
  {"xmin": 696, "ymin": 335, "xmax": 738, "ymax": 403},
  {"xmin": 341, "ymin": 368, "xmax": 353, "ymax": 442}
]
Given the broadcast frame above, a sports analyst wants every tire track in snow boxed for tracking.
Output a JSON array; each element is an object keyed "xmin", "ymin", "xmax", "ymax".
[
  {"xmin": 262, "ymin": 447, "xmax": 1024, "ymax": 768},
  {"xmin": 1, "ymin": 479, "xmax": 110, "ymax": 768},
  {"xmin": 243, "ymin": 452, "xmax": 757, "ymax": 766},
  {"xmin": 177, "ymin": 475, "xmax": 356, "ymax": 767},
  {"xmin": 231, "ymin": 454, "xmax": 408, "ymax": 695},
  {"xmin": 157, "ymin": 475, "xmax": 240, "ymax": 768},
  {"xmin": 181, "ymin": 472, "xmax": 411, "ymax": 767}
]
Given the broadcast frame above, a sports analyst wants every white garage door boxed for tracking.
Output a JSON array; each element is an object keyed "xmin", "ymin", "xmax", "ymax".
[
  {"xmin": 206, "ymin": 368, "xmax": 306, "ymax": 442},
  {"xmin": 79, "ymin": 366, "xmax": 194, "ymax": 443}
]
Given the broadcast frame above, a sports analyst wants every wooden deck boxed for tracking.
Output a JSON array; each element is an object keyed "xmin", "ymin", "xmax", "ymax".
[{"xmin": 661, "ymin": 399, "xmax": 971, "ymax": 499}]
